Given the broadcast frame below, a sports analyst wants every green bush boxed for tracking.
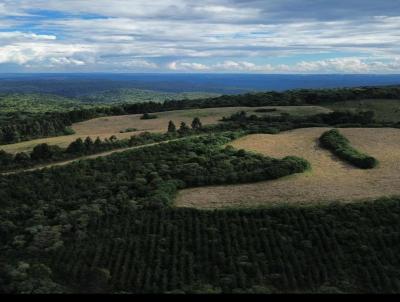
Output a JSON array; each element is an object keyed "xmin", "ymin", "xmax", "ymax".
[{"xmin": 319, "ymin": 129, "xmax": 378, "ymax": 169}]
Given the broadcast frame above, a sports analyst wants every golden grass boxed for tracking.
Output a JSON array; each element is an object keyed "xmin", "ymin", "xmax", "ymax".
[
  {"xmin": 175, "ymin": 127, "xmax": 400, "ymax": 209},
  {"xmin": 0, "ymin": 106, "xmax": 330, "ymax": 153}
]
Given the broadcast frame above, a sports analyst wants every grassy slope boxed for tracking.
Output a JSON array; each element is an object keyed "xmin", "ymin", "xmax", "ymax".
[{"xmin": 176, "ymin": 127, "xmax": 400, "ymax": 208}]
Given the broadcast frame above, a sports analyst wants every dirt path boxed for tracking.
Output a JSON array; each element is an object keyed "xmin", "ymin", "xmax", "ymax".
[
  {"xmin": 175, "ymin": 127, "xmax": 400, "ymax": 209},
  {"xmin": 1, "ymin": 138, "xmax": 186, "ymax": 175}
]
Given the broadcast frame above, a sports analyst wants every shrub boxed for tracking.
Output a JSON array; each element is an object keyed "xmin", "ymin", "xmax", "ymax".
[
  {"xmin": 254, "ymin": 108, "xmax": 277, "ymax": 113},
  {"xmin": 140, "ymin": 113, "xmax": 157, "ymax": 120},
  {"xmin": 319, "ymin": 129, "xmax": 378, "ymax": 169}
]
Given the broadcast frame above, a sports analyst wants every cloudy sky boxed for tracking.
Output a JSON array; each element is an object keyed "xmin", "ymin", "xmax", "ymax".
[{"xmin": 1, "ymin": 0, "xmax": 400, "ymax": 73}]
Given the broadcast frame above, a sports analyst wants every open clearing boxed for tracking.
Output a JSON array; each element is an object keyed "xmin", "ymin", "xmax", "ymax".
[
  {"xmin": 175, "ymin": 127, "xmax": 400, "ymax": 209},
  {"xmin": 0, "ymin": 105, "xmax": 330, "ymax": 153}
]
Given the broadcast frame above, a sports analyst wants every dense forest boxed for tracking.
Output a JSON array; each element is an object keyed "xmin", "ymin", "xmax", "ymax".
[{"xmin": 0, "ymin": 133, "xmax": 315, "ymax": 293}]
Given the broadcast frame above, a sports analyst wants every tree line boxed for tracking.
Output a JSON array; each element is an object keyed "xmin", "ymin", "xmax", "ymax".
[
  {"xmin": 0, "ymin": 118, "xmax": 205, "ymax": 173},
  {"xmin": 0, "ymin": 110, "xmax": 392, "ymax": 173},
  {"xmin": 2, "ymin": 85, "xmax": 400, "ymax": 144}
]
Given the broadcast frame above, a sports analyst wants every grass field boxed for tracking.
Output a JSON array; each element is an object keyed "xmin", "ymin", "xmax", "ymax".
[
  {"xmin": 175, "ymin": 127, "xmax": 400, "ymax": 209},
  {"xmin": 325, "ymin": 99, "xmax": 400, "ymax": 122},
  {"xmin": 0, "ymin": 105, "xmax": 330, "ymax": 153}
]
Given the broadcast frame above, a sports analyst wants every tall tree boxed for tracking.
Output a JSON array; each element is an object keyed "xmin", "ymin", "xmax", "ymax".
[
  {"xmin": 168, "ymin": 121, "xmax": 176, "ymax": 133},
  {"xmin": 31, "ymin": 143, "xmax": 54, "ymax": 160},
  {"xmin": 178, "ymin": 122, "xmax": 190, "ymax": 135},
  {"xmin": 84, "ymin": 137, "xmax": 94, "ymax": 152},
  {"xmin": 66, "ymin": 138, "xmax": 85, "ymax": 154},
  {"xmin": 191, "ymin": 117, "xmax": 202, "ymax": 130}
]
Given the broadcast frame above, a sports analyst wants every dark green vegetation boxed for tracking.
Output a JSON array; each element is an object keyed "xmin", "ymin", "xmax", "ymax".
[
  {"xmin": 254, "ymin": 108, "xmax": 278, "ymax": 113},
  {"xmin": 0, "ymin": 93, "xmax": 92, "ymax": 113},
  {"xmin": 219, "ymin": 109, "xmax": 386, "ymax": 134},
  {"xmin": 2, "ymin": 85, "xmax": 400, "ymax": 144},
  {"xmin": 0, "ymin": 133, "xmax": 313, "ymax": 293},
  {"xmin": 2, "ymin": 196, "xmax": 400, "ymax": 293},
  {"xmin": 320, "ymin": 129, "xmax": 378, "ymax": 169},
  {"xmin": 0, "ymin": 109, "xmax": 392, "ymax": 173},
  {"xmin": 0, "ymin": 118, "xmax": 206, "ymax": 173},
  {"xmin": 119, "ymin": 128, "xmax": 138, "ymax": 133},
  {"xmin": 1, "ymin": 84, "xmax": 400, "ymax": 294},
  {"xmin": 326, "ymin": 99, "xmax": 400, "ymax": 123},
  {"xmin": 140, "ymin": 113, "xmax": 158, "ymax": 120},
  {"xmin": 0, "ymin": 132, "xmax": 170, "ymax": 173},
  {"xmin": 0, "ymin": 106, "xmax": 124, "ymax": 144},
  {"xmin": 79, "ymin": 88, "xmax": 220, "ymax": 103}
]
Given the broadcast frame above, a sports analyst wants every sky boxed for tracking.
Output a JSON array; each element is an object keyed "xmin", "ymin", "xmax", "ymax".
[{"xmin": 1, "ymin": 0, "xmax": 400, "ymax": 73}]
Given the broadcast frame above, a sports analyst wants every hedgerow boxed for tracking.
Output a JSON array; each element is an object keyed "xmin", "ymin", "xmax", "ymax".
[{"xmin": 319, "ymin": 129, "xmax": 378, "ymax": 169}]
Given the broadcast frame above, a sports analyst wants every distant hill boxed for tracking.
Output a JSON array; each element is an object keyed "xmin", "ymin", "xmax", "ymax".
[
  {"xmin": 0, "ymin": 93, "xmax": 94, "ymax": 114},
  {"xmin": 79, "ymin": 88, "xmax": 220, "ymax": 103},
  {"xmin": 1, "ymin": 73, "xmax": 400, "ymax": 97}
]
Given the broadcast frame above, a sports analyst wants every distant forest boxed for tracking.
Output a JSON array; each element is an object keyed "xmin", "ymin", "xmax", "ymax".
[{"xmin": 1, "ymin": 85, "xmax": 400, "ymax": 144}]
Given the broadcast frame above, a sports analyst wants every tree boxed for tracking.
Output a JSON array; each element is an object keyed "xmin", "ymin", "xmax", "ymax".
[
  {"xmin": 0, "ymin": 150, "xmax": 13, "ymax": 166},
  {"xmin": 66, "ymin": 138, "xmax": 85, "ymax": 154},
  {"xmin": 191, "ymin": 117, "xmax": 202, "ymax": 130},
  {"xmin": 168, "ymin": 121, "xmax": 176, "ymax": 133},
  {"xmin": 82, "ymin": 268, "xmax": 111, "ymax": 293},
  {"xmin": 14, "ymin": 152, "xmax": 30, "ymax": 164},
  {"xmin": 84, "ymin": 137, "xmax": 94, "ymax": 152},
  {"xmin": 94, "ymin": 137, "xmax": 102, "ymax": 148},
  {"xmin": 31, "ymin": 144, "xmax": 54, "ymax": 161},
  {"xmin": 178, "ymin": 122, "xmax": 190, "ymax": 135}
]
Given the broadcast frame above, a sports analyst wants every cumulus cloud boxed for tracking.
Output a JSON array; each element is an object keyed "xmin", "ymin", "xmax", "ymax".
[
  {"xmin": 168, "ymin": 57, "xmax": 400, "ymax": 73},
  {"xmin": 1, "ymin": 0, "xmax": 400, "ymax": 72},
  {"xmin": 0, "ymin": 42, "xmax": 94, "ymax": 65},
  {"xmin": 168, "ymin": 61, "xmax": 209, "ymax": 71}
]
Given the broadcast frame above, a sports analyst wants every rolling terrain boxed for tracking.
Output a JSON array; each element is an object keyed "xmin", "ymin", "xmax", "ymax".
[
  {"xmin": 0, "ymin": 105, "xmax": 330, "ymax": 153},
  {"xmin": 176, "ymin": 127, "xmax": 400, "ymax": 208}
]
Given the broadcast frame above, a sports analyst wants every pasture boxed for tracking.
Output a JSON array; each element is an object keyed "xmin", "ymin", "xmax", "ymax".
[
  {"xmin": 0, "ymin": 105, "xmax": 330, "ymax": 153},
  {"xmin": 175, "ymin": 127, "xmax": 400, "ymax": 209}
]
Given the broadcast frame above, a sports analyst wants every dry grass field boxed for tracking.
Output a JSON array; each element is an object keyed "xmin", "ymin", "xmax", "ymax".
[
  {"xmin": 0, "ymin": 105, "xmax": 330, "ymax": 153},
  {"xmin": 175, "ymin": 127, "xmax": 400, "ymax": 209}
]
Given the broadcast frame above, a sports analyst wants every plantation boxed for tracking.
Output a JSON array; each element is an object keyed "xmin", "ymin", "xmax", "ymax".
[{"xmin": 3, "ymin": 198, "xmax": 400, "ymax": 293}]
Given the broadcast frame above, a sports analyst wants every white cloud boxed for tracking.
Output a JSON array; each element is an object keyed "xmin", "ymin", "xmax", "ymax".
[
  {"xmin": 168, "ymin": 61, "xmax": 209, "ymax": 71},
  {"xmin": 167, "ymin": 57, "xmax": 400, "ymax": 73},
  {"xmin": 1, "ymin": 1, "xmax": 400, "ymax": 72},
  {"xmin": 0, "ymin": 31, "xmax": 56, "ymax": 43},
  {"xmin": 123, "ymin": 59, "xmax": 158, "ymax": 69},
  {"xmin": 0, "ymin": 42, "xmax": 94, "ymax": 65},
  {"xmin": 49, "ymin": 57, "xmax": 86, "ymax": 66}
]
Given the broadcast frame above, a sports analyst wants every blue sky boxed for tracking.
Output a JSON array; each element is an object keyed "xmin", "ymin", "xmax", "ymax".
[{"xmin": 1, "ymin": 0, "xmax": 400, "ymax": 73}]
